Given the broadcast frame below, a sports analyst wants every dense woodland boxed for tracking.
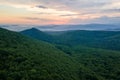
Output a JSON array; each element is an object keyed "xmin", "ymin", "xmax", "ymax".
[
  {"xmin": 0, "ymin": 27, "xmax": 120, "ymax": 80},
  {"xmin": 21, "ymin": 28, "xmax": 120, "ymax": 51}
]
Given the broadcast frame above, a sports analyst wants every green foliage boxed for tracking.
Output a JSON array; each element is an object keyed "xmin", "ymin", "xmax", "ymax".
[
  {"xmin": 21, "ymin": 28, "xmax": 54, "ymax": 43},
  {"xmin": 0, "ymin": 28, "xmax": 90, "ymax": 80},
  {"xmin": 56, "ymin": 45, "xmax": 120, "ymax": 80},
  {"xmin": 1, "ymin": 28, "xmax": 120, "ymax": 80},
  {"xmin": 21, "ymin": 29, "xmax": 120, "ymax": 51},
  {"xmin": 53, "ymin": 30, "xmax": 120, "ymax": 51}
]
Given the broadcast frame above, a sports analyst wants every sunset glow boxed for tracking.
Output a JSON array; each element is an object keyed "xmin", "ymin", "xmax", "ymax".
[{"xmin": 0, "ymin": 0, "xmax": 120, "ymax": 25}]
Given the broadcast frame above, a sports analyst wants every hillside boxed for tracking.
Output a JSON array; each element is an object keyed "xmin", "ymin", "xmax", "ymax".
[
  {"xmin": 1, "ymin": 28, "xmax": 120, "ymax": 80},
  {"xmin": 21, "ymin": 28, "xmax": 120, "ymax": 51},
  {"xmin": 0, "ymin": 28, "xmax": 97, "ymax": 80},
  {"xmin": 56, "ymin": 45, "xmax": 120, "ymax": 80},
  {"xmin": 21, "ymin": 28, "xmax": 54, "ymax": 43},
  {"xmin": 52, "ymin": 30, "xmax": 120, "ymax": 51},
  {"xmin": 20, "ymin": 28, "xmax": 120, "ymax": 80}
]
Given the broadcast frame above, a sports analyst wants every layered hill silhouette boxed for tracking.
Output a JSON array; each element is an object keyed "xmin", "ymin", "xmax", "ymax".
[
  {"xmin": 21, "ymin": 28, "xmax": 54, "ymax": 43},
  {"xmin": 0, "ymin": 28, "xmax": 94, "ymax": 80},
  {"xmin": 21, "ymin": 28, "xmax": 120, "ymax": 51},
  {"xmin": 1, "ymin": 27, "xmax": 120, "ymax": 80},
  {"xmin": 21, "ymin": 28, "xmax": 120, "ymax": 80}
]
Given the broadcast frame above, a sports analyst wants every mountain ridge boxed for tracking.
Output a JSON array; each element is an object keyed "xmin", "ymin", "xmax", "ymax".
[
  {"xmin": 21, "ymin": 28, "xmax": 120, "ymax": 51},
  {"xmin": 1, "ymin": 24, "xmax": 120, "ymax": 31},
  {"xmin": 1, "ymin": 27, "xmax": 120, "ymax": 80}
]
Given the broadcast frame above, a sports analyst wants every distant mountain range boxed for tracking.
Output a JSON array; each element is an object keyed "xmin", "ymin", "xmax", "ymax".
[{"xmin": 0, "ymin": 24, "xmax": 120, "ymax": 31}]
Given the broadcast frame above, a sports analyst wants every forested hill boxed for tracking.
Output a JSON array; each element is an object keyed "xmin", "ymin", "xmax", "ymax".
[
  {"xmin": 21, "ymin": 28, "xmax": 120, "ymax": 51},
  {"xmin": 1, "ymin": 27, "xmax": 120, "ymax": 80},
  {"xmin": 0, "ymin": 27, "xmax": 94, "ymax": 80},
  {"xmin": 50, "ymin": 30, "xmax": 120, "ymax": 51},
  {"xmin": 21, "ymin": 28, "xmax": 54, "ymax": 43}
]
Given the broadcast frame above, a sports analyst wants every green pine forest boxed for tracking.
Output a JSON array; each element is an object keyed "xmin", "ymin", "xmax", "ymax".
[{"xmin": 0, "ymin": 27, "xmax": 120, "ymax": 80}]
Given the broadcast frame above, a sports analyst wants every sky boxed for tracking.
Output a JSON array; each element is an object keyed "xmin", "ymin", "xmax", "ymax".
[{"xmin": 0, "ymin": 0, "xmax": 120, "ymax": 25}]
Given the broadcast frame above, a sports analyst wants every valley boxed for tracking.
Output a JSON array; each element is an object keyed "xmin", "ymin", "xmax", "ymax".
[{"xmin": 0, "ymin": 27, "xmax": 120, "ymax": 80}]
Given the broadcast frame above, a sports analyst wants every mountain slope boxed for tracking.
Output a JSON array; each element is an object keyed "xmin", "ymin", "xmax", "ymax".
[
  {"xmin": 21, "ymin": 28, "xmax": 120, "ymax": 51},
  {"xmin": 48, "ymin": 30, "xmax": 120, "ymax": 51},
  {"xmin": 56, "ymin": 45, "xmax": 120, "ymax": 80},
  {"xmin": 1, "ymin": 28, "xmax": 99, "ymax": 80},
  {"xmin": 20, "ymin": 28, "xmax": 120, "ymax": 80},
  {"xmin": 58, "ymin": 31, "xmax": 120, "ymax": 50},
  {"xmin": 20, "ymin": 28, "xmax": 54, "ymax": 43}
]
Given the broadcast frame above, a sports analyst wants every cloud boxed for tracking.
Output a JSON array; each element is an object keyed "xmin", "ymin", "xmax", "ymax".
[
  {"xmin": 103, "ymin": 9, "xmax": 120, "ymax": 12},
  {"xmin": 83, "ymin": 16, "xmax": 120, "ymax": 24},
  {"xmin": 59, "ymin": 13, "xmax": 81, "ymax": 17},
  {"xmin": 0, "ymin": 0, "xmax": 120, "ymax": 25},
  {"xmin": 22, "ymin": 17, "xmax": 69, "ymax": 25},
  {"xmin": 23, "ymin": 17, "xmax": 56, "ymax": 22},
  {"xmin": 36, "ymin": 5, "xmax": 48, "ymax": 9},
  {"xmin": 68, "ymin": 16, "xmax": 120, "ymax": 24},
  {"xmin": 1, "ymin": 0, "xmax": 119, "ymax": 12}
]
